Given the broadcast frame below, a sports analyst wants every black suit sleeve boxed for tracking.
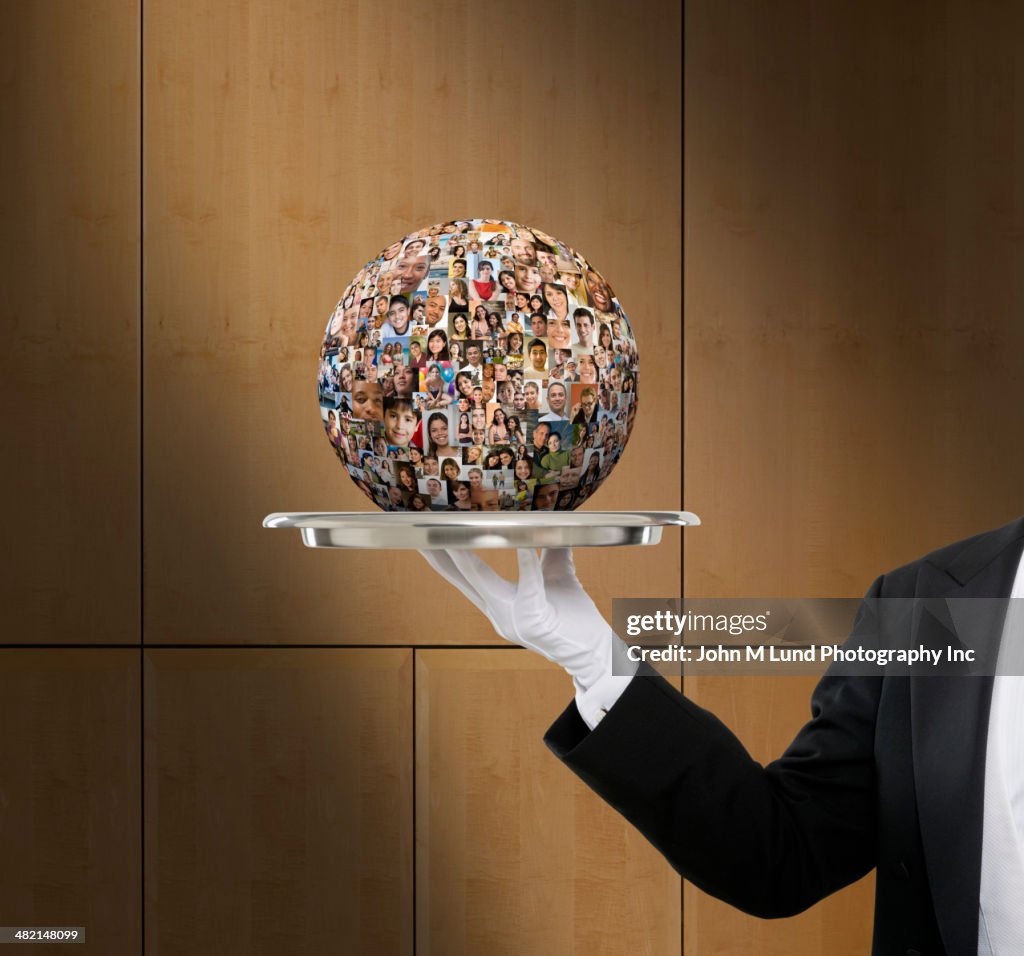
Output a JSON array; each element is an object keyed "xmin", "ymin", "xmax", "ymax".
[{"xmin": 543, "ymin": 576, "xmax": 885, "ymax": 919}]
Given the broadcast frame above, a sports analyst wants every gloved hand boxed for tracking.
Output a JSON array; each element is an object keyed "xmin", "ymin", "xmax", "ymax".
[{"xmin": 420, "ymin": 547, "xmax": 638, "ymax": 721}]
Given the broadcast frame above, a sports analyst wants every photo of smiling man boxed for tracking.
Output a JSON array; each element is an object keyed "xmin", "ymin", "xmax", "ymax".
[
  {"xmin": 462, "ymin": 340, "xmax": 485, "ymax": 378},
  {"xmin": 536, "ymin": 246, "xmax": 559, "ymax": 284},
  {"xmin": 394, "ymin": 254, "xmax": 430, "ymax": 293},
  {"xmin": 540, "ymin": 380, "xmax": 570, "ymax": 423},
  {"xmin": 573, "ymin": 307, "xmax": 595, "ymax": 348},
  {"xmin": 350, "ymin": 380, "xmax": 384, "ymax": 421},
  {"xmin": 510, "ymin": 235, "xmax": 536, "ymax": 265},
  {"xmin": 571, "ymin": 384, "xmax": 600, "ymax": 426},
  {"xmin": 419, "ymin": 475, "xmax": 447, "ymax": 509},
  {"xmin": 524, "ymin": 338, "xmax": 549, "ymax": 380},
  {"xmin": 424, "ymin": 290, "xmax": 447, "ymax": 328},
  {"xmin": 379, "ymin": 296, "xmax": 412, "ymax": 337},
  {"xmin": 382, "ymin": 396, "xmax": 420, "ymax": 449}
]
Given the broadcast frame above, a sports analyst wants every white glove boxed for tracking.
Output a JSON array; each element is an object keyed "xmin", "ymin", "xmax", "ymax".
[{"xmin": 420, "ymin": 547, "xmax": 638, "ymax": 726}]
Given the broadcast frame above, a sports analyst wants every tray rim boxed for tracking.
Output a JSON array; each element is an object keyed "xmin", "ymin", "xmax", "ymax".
[
  {"xmin": 262, "ymin": 510, "xmax": 700, "ymax": 550},
  {"xmin": 263, "ymin": 509, "xmax": 700, "ymax": 529}
]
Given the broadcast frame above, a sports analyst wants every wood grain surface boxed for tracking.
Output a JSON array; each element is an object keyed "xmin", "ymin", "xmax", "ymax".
[
  {"xmin": 144, "ymin": 648, "xmax": 412, "ymax": 955},
  {"xmin": 415, "ymin": 649, "xmax": 681, "ymax": 956},
  {"xmin": 142, "ymin": 0, "xmax": 682, "ymax": 644},
  {"xmin": 0, "ymin": 0, "xmax": 139, "ymax": 643},
  {"xmin": 10, "ymin": 0, "xmax": 1024, "ymax": 953},
  {"xmin": 0, "ymin": 650, "xmax": 141, "ymax": 954}
]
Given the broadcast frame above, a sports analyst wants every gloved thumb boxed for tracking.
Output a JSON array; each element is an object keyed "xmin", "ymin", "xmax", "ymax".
[{"xmin": 540, "ymin": 547, "xmax": 576, "ymax": 582}]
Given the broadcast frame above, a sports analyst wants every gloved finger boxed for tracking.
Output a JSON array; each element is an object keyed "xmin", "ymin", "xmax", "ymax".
[
  {"xmin": 448, "ymin": 549, "xmax": 514, "ymax": 603},
  {"xmin": 540, "ymin": 547, "xmax": 576, "ymax": 582},
  {"xmin": 512, "ymin": 547, "xmax": 559, "ymax": 643},
  {"xmin": 419, "ymin": 549, "xmax": 490, "ymax": 616},
  {"xmin": 516, "ymin": 548, "xmax": 547, "ymax": 601}
]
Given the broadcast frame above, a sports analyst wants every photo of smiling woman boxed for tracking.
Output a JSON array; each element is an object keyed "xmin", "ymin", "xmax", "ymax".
[
  {"xmin": 457, "ymin": 411, "xmax": 472, "ymax": 444},
  {"xmin": 448, "ymin": 278, "xmax": 470, "ymax": 313},
  {"xmin": 338, "ymin": 363, "xmax": 354, "ymax": 393},
  {"xmin": 394, "ymin": 461, "xmax": 418, "ymax": 495},
  {"xmin": 426, "ymin": 329, "xmax": 450, "ymax": 361},
  {"xmin": 421, "ymin": 363, "xmax": 452, "ymax": 409},
  {"xmin": 498, "ymin": 269, "xmax": 517, "ymax": 296},
  {"xmin": 584, "ymin": 268, "xmax": 615, "ymax": 315},
  {"xmin": 486, "ymin": 407, "xmax": 510, "ymax": 444},
  {"xmin": 505, "ymin": 414, "xmax": 525, "ymax": 445},
  {"xmin": 390, "ymin": 363, "xmax": 417, "ymax": 399},
  {"xmin": 541, "ymin": 283, "xmax": 573, "ymax": 349},
  {"xmin": 453, "ymin": 370, "xmax": 476, "ymax": 403},
  {"xmin": 447, "ymin": 479, "xmax": 473, "ymax": 511},
  {"xmin": 441, "ymin": 457, "xmax": 462, "ymax": 482},
  {"xmin": 471, "ymin": 304, "xmax": 490, "ymax": 339},
  {"xmin": 486, "ymin": 310, "xmax": 506, "ymax": 338},
  {"xmin": 324, "ymin": 408, "xmax": 343, "ymax": 446},
  {"xmin": 426, "ymin": 410, "xmax": 460, "ymax": 459},
  {"xmin": 580, "ymin": 449, "xmax": 602, "ymax": 486},
  {"xmin": 472, "ymin": 260, "xmax": 498, "ymax": 300}
]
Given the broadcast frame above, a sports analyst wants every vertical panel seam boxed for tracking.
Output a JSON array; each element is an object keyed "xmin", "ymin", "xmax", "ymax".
[{"xmin": 138, "ymin": 0, "xmax": 145, "ymax": 949}]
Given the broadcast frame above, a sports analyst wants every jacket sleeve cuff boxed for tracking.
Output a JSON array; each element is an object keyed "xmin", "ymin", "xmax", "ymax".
[
  {"xmin": 574, "ymin": 673, "xmax": 636, "ymax": 729},
  {"xmin": 543, "ymin": 662, "xmax": 702, "ymax": 779}
]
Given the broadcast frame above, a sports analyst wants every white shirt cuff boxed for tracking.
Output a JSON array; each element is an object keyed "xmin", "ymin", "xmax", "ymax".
[{"xmin": 575, "ymin": 671, "xmax": 636, "ymax": 730}]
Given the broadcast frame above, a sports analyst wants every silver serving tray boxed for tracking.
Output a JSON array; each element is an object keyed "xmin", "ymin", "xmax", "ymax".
[{"xmin": 263, "ymin": 510, "xmax": 700, "ymax": 550}]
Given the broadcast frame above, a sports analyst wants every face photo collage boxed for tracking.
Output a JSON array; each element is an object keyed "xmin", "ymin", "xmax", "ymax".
[{"xmin": 317, "ymin": 218, "xmax": 639, "ymax": 512}]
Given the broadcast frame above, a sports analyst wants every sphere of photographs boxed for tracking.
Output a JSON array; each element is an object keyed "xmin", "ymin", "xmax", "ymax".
[{"xmin": 317, "ymin": 218, "xmax": 639, "ymax": 512}]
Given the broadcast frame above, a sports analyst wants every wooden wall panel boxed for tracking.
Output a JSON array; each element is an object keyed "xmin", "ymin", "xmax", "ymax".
[
  {"xmin": 0, "ymin": 1, "xmax": 139, "ymax": 642},
  {"xmin": 0, "ymin": 650, "xmax": 140, "ymax": 955},
  {"xmin": 684, "ymin": 0, "xmax": 1024, "ymax": 595},
  {"xmin": 144, "ymin": 648, "xmax": 413, "ymax": 955},
  {"xmin": 143, "ymin": 0, "xmax": 682, "ymax": 644},
  {"xmin": 684, "ymin": 0, "xmax": 1024, "ymax": 952},
  {"xmin": 416, "ymin": 650, "xmax": 681, "ymax": 956}
]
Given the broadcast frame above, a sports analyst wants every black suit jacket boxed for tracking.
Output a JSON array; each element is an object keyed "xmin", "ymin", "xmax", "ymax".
[{"xmin": 544, "ymin": 517, "xmax": 1024, "ymax": 956}]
